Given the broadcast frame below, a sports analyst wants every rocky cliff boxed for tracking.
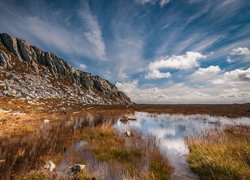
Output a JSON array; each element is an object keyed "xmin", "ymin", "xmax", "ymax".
[{"xmin": 0, "ymin": 33, "xmax": 132, "ymax": 105}]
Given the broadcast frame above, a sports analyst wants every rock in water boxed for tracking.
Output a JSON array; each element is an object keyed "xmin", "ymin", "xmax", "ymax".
[
  {"xmin": 126, "ymin": 130, "xmax": 131, "ymax": 137},
  {"xmin": 68, "ymin": 164, "xmax": 86, "ymax": 175},
  {"xmin": 44, "ymin": 161, "xmax": 56, "ymax": 171},
  {"xmin": 0, "ymin": 33, "xmax": 132, "ymax": 105}
]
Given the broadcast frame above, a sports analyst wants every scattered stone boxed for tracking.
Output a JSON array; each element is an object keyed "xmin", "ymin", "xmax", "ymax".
[
  {"xmin": 68, "ymin": 164, "xmax": 86, "ymax": 175},
  {"xmin": 43, "ymin": 119, "xmax": 50, "ymax": 124},
  {"xmin": 208, "ymin": 121, "xmax": 221, "ymax": 125},
  {"xmin": 44, "ymin": 161, "xmax": 56, "ymax": 171},
  {"xmin": 73, "ymin": 111, "xmax": 80, "ymax": 114},
  {"xmin": 125, "ymin": 130, "xmax": 131, "ymax": 137},
  {"xmin": 60, "ymin": 107, "xmax": 66, "ymax": 111},
  {"xmin": 120, "ymin": 114, "xmax": 137, "ymax": 122},
  {"xmin": 120, "ymin": 116, "xmax": 128, "ymax": 122},
  {"xmin": 0, "ymin": 121, "xmax": 2, "ymax": 125},
  {"xmin": 127, "ymin": 114, "xmax": 136, "ymax": 120}
]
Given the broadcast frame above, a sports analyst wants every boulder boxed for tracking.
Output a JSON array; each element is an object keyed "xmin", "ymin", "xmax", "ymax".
[
  {"xmin": 43, "ymin": 119, "xmax": 50, "ymax": 124},
  {"xmin": 125, "ymin": 130, "xmax": 131, "ymax": 137},
  {"xmin": 68, "ymin": 164, "xmax": 86, "ymax": 175},
  {"xmin": 44, "ymin": 161, "xmax": 56, "ymax": 171}
]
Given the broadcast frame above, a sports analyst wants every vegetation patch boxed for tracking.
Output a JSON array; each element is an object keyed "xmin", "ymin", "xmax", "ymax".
[
  {"xmin": 81, "ymin": 126, "xmax": 142, "ymax": 163},
  {"xmin": 81, "ymin": 125, "xmax": 172, "ymax": 179},
  {"xmin": 22, "ymin": 170, "xmax": 48, "ymax": 180},
  {"xmin": 148, "ymin": 153, "xmax": 172, "ymax": 180},
  {"xmin": 187, "ymin": 126, "xmax": 250, "ymax": 179}
]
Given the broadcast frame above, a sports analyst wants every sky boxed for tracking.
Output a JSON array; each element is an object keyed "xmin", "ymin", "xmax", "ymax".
[{"xmin": 0, "ymin": 0, "xmax": 250, "ymax": 104}]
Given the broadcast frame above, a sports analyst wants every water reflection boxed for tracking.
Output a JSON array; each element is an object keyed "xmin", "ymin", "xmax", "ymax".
[{"xmin": 115, "ymin": 112, "xmax": 250, "ymax": 180}]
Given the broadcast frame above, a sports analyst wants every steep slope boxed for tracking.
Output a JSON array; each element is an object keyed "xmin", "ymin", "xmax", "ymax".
[{"xmin": 0, "ymin": 33, "xmax": 132, "ymax": 105}]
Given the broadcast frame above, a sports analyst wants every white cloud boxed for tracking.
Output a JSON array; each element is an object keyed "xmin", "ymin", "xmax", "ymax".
[
  {"xmin": 135, "ymin": 0, "xmax": 170, "ymax": 6},
  {"xmin": 118, "ymin": 67, "xmax": 250, "ymax": 103},
  {"xmin": 193, "ymin": 66, "xmax": 221, "ymax": 76},
  {"xmin": 225, "ymin": 68, "xmax": 250, "ymax": 81},
  {"xmin": 0, "ymin": 0, "xmax": 106, "ymax": 62},
  {"xmin": 188, "ymin": 65, "xmax": 222, "ymax": 84},
  {"xmin": 116, "ymin": 77, "xmax": 250, "ymax": 104},
  {"xmin": 104, "ymin": 7, "xmax": 146, "ymax": 81},
  {"xmin": 24, "ymin": 17, "xmax": 94, "ymax": 58},
  {"xmin": 226, "ymin": 56, "xmax": 233, "ymax": 63},
  {"xmin": 145, "ymin": 70, "xmax": 171, "ymax": 79},
  {"xmin": 160, "ymin": 0, "xmax": 171, "ymax": 6},
  {"xmin": 211, "ymin": 68, "xmax": 250, "ymax": 85},
  {"xmin": 149, "ymin": 52, "xmax": 206, "ymax": 70},
  {"xmin": 80, "ymin": 2, "xmax": 106, "ymax": 60},
  {"xmin": 231, "ymin": 47, "xmax": 250, "ymax": 56},
  {"xmin": 135, "ymin": 0, "xmax": 156, "ymax": 4},
  {"xmin": 145, "ymin": 52, "xmax": 206, "ymax": 79},
  {"xmin": 79, "ymin": 64, "xmax": 87, "ymax": 70},
  {"xmin": 212, "ymin": 79, "xmax": 225, "ymax": 85}
]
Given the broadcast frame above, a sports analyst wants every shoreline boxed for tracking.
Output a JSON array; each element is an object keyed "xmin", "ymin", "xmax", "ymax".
[{"xmin": 0, "ymin": 97, "xmax": 250, "ymax": 139}]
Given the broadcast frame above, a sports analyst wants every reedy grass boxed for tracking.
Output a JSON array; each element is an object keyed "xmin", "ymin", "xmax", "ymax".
[
  {"xmin": 22, "ymin": 170, "xmax": 48, "ymax": 180},
  {"xmin": 187, "ymin": 126, "xmax": 250, "ymax": 180},
  {"xmin": 81, "ymin": 125, "xmax": 172, "ymax": 179}
]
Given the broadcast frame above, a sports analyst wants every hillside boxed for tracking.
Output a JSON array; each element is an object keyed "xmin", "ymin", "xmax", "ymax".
[{"xmin": 0, "ymin": 33, "xmax": 132, "ymax": 105}]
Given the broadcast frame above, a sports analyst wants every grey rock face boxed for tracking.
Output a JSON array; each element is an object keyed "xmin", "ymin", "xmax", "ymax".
[{"xmin": 0, "ymin": 33, "xmax": 132, "ymax": 104}]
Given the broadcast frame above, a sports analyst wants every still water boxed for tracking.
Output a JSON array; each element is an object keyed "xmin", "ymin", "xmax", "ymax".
[{"xmin": 115, "ymin": 112, "xmax": 250, "ymax": 179}]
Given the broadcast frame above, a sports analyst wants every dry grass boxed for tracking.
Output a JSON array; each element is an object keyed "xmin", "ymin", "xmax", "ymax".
[
  {"xmin": 187, "ymin": 126, "xmax": 250, "ymax": 179},
  {"xmin": 22, "ymin": 170, "xmax": 48, "ymax": 180},
  {"xmin": 82, "ymin": 126, "xmax": 142, "ymax": 164},
  {"xmin": 0, "ymin": 97, "xmax": 134, "ymax": 139},
  {"xmin": 147, "ymin": 151, "xmax": 172, "ymax": 180}
]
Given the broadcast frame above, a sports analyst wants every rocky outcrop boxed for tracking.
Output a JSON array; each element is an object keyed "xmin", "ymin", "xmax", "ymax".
[{"xmin": 0, "ymin": 33, "xmax": 132, "ymax": 104}]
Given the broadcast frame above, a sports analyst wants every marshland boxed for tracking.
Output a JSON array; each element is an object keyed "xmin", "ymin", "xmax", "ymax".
[{"xmin": 0, "ymin": 100, "xmax": 249, "ymax": 179}]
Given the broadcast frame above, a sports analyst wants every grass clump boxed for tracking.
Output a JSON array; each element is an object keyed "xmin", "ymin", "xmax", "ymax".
[
  {"xmin": 187, "ymin": 126, "xmax": 250, "ymax": 179},
  {"xmin": 81, "ymin": 126, "xmax": 142, "ymax": 163},
  {"xmin": 146, "ymin": 152, "xmax": 172, "ymax": 180},
  {"xmin": 81, "ymin": 125, "xmax": 172, "ymax": 179},
  {"xmin": 94, "ymin": 148, "xmax": 142, "ymax": 162},
  {"xmin": 22, "ymin": 170, "xmax": 48, "ymax": 180},
  {"xmin": 71, "ymin": 171, "xmax": 93, "ymax": 180},
  {"xmin": 149, "ymin": 159, "xmax": 172, "ymax": 180}
]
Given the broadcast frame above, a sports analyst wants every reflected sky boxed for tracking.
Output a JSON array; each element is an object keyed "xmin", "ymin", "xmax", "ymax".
[{"xmin": 115, "ymin": 112, "xmax": 250, "ymax": 179}]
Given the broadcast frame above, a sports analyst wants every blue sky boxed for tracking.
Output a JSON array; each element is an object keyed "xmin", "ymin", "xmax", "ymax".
[{"xmin": 0, "ymin": 0, "xmax": 250, "ymax": 103}]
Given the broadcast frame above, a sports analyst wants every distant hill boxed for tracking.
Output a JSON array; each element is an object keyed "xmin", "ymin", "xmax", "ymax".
[{"xmin": 0, "ymin": 33, "xmax": 132, "ymax": 105}]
